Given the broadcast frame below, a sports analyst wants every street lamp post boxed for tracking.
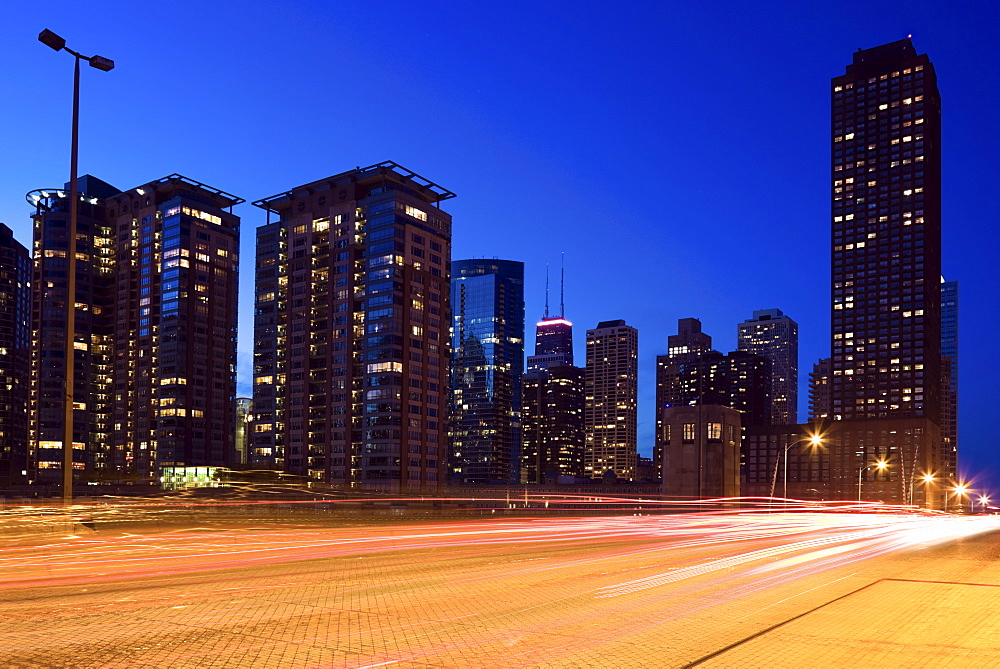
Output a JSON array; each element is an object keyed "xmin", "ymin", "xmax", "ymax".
[
  {"xmin": 38, "ymin": 29, "xmax": 114, "ymax": 506},
  {"xmin": 858, "ymin": 460, "xmax": 888, "ymax": 502},
  {"xmin": 951, "ymin": 484, "xmax": 968, "ymax": 514},
  {"xmin": 779, "ymin": 434, "xmax": 823, "ymax": 500}
]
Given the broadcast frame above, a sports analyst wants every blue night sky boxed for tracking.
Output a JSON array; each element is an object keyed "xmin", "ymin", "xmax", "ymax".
[{"xmin": 2, "ymin": 1, "xmax": 997, "ymax": 490}]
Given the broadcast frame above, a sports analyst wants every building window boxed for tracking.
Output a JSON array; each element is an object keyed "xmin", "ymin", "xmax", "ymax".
[{"xmin": 682, "ymin": 423, "xmax": 695, "ymax": 443}]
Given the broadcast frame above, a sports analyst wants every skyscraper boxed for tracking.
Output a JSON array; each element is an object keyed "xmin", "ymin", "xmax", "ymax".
[
  {"xmin": 450, "ymin": 259, "xmax": 524, "ymax": 484},
  {"xmin": 738, "ymin": 308, "xmax": 798, "ymax": 424},
  {"xmin": 252, "ymin": 162, "xmax": 452, "ymax": 491},
  {"xmin": 831, "ymin": 38, "xmax": 941, "ymax": 423},
  {"xmin": 521, "ymin": 268, "xmax": 585, "ymax": 483},
  {"xmin": 940, "ymin": 279, "xmax": 958, "ymax": 480},
  {"xmin": 521, "ymin": 365, "xmax": 585, "ymax": 483},
  {"xmin": 0, "ymin": 223, "xmax": 30, "ymax": 487},
  {"xmin": 27, "ymin": 175, "xmax": 242, "ymax": 485},
  {"xmin": 584, "ymin": 320, "xmax": 638, "ymax": 480},
  {"xmin": 830, "ymin": 39, "xmax": 943, "ymax": 503}
]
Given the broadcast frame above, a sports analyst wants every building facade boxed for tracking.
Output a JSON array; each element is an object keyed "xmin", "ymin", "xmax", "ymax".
[
  {"xmin": 0, "ymin": 224, "xmax": 30, "ymax": 487},
  {"xmin": 737, "ymin": 308, "xmax": 798, "ymax": 424},
  {"xmin": 449, "ymin": 259, "xmax": 524, "ymax": 484},
  {"xmin": 584, "ymin": 320, "xmax": 638, "ymax": 480},
  {"xmin": 828, "ymin": 39, "xmax": 944, "ymax": 500},
  {"xmin": 27, "ymin": 175, "xmax": 241, "ymax": 485},
  {"xmin": 808, "ymin": 357, "xmax": 833, "ymax": 421},
  {"xmin": 655, "ymin": 319, "xmax": 772, "ymax": 479},
  {"xmin": 661, "ymin": 404, "xmax": 741, "ymax": 499},
  {"xmin": 521, "ymin": 364, "xmax": 585, "ymax": 483},
  {"xmin": 940, "ymin": 279, "xmax": 958, "ymax": 480},
  {"xmin": 252, "ymin": 162, "xmax": 452, "ymax": 491}
]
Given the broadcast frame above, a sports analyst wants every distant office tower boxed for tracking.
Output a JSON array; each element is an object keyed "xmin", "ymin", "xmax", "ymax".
[
  {"xmin": 831, "ymin": 39, "xmax": 943, "ymax": 503},
  {"xmin": 450, "ymin": 259, "xmax": 524, "ymax": 484},
  {"xmin": 521, "ymin": 269, "xmax": 584, "ymax": 483},
  {"xmin": 521, "ymin": 365, "xmax": 585, "ymax": 483},
  {"xmin": 940, "ymin": 279, "xmax": 958, "ymax": 479},
  {"xmin": 0, "ymin": 224, "xmax": 30, "ymax": 487},
  {"xmin": 808, "ymin": 358, "xmax": 833, "ymax": 421},
  {"xmin": 655, "ymin": 319, "xmax": 772, "ymax": 480},
  {"xmin": 584, "ymin": 320, "xmax": 638, "ymax": 480},
  {"xmin": 661, "ymin": 405, "xmax": 741, "ymax": 499},
  {"xmin": 252, "ymin": 162, "xmax": 452, "ymax": 491},
  {"xmin": 654, "ymin": 318, "xmax": 713, "ymax": 478},
  {"xmin": 27, "ymin": 175, "xmax": 242, "ymax": 485},
  {"xmin": 234, "ymin": 398, "xmax": 253, "ymax": 467},
  {"xmin": 738, "ymin": 308, "xmax": 798, "ymax": 424}
]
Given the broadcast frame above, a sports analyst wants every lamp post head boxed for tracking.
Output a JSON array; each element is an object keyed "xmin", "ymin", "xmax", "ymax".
[
  {"xmin": 39, "ymin": 29, "xmax": 66, "ymax": 51},
  {"xmin": 89, "ymin": 55, "xmax": 114, "ymax": 71},
  {"xmin": 809, "ymin": 435, "xmax": 822, "ymax": 446},
  {"xmin": 922, "ymin": 474, "xmax": 935, "ymax": 483}
]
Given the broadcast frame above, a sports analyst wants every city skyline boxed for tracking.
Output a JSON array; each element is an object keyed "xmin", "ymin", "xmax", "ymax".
[{"xmin": 0, "ymin": 1, "xmax": 996, "ymax": 487}]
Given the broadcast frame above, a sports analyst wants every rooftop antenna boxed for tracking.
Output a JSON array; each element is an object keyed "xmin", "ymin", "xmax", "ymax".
[
  {"xmin": 560, "ymin": 253, "xmax": 565, "ymax": 319},
  {"xmin": 544, "ymin": 264, "xmax": 550, "ymax": 318}
]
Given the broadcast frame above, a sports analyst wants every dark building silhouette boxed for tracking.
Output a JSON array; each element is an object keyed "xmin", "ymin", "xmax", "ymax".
[
  {"xmin": 449, "ymin": 259, "xmax": 524, "ymax": 484},
  {"xmin": 27, "ymin": 175, "xmax": 241, "ymax": 485},
  {"xmin": 738, "ymin": 308, "xmax": 798, "ymax": 424},
  {"xmin": 829, "ymin": 39, "xmax": 944, "ymax": 502},
  {"xmin": 252, "ymin": 162, "xmax": 452, "ymax": 491},
  {"xmin": 0, "ymin": 224, "xmax": 30, "ymax": 487},
  {"xmin": 940, "ymin": 279, "xmax": 958, "ymax": 480}
]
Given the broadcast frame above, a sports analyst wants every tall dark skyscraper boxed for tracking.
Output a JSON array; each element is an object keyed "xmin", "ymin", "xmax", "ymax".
[
  {"xmin": 521, "ymin": 271, "xmax": 584, "ymax": 483},
  {"xmin": 940, "ymin": 279, "xmax": 958, "ymax": 479},
  {"xmin": 0, "ymin": 223, "xmax": 30, "ymax": 487},
  {"xmin": 584, "ymin": 319, "xmax": 638, "ymax": 480},
  {"xmin": 830, "ymin": 38, "xmax": 941, "ymax": 423},
  {"xmin": 252, "ymin": 162, "xmax": 452, "ymax": 491},
  {"xmin": 527, "ymin": 262, "xmax": 573, "ymax": 372},
  {"xmin": 450, "ymin": 259, "xmax": 525, "ymax": 484},
  {"xmin": 27, "ymin": 175, "xmax": 242, "ymax": 485},
  {"xmin": 738, "ymin": 308, "xmax": 798, "ymax": 424},
  {"xmin": 829, "ymin": 39, "xmax": 944, "ymax": 502}
]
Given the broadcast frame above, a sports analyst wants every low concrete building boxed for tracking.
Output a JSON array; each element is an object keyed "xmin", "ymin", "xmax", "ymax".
[{"xmin": 661, "ymin": 405, "xmax": 741, "ymax": 499}]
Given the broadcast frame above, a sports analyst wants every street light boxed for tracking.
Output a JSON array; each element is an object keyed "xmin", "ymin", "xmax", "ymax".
[
  {"xmin": 771, "ymin": 434, "xmax": 823, "ymax": 500},
  {"xmin": 915, "ymin": 473, "xmax": 936, "ymax": 509},
  {"xmin": 951, "ymin": 483, "xmax": 968, "ymax": 514},
  {"xmin": 858, "ymin": 460, "xmax": 888, "ymax": 502},
  {"xmin": 38, "ymin": 29, "xmax": 114, "ymax": 507},
  {"xmin": 978, "ymin": 495, "xmax": 990, "ymax": 514}
]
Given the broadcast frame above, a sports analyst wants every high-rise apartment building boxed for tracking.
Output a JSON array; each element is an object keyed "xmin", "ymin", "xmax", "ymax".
[
  {"xmin": 252, "ymin": 162, "xmax": 452, "ymax": 491},
  {"xmin": 0, "ymin": 224, "xmax": 30, "ymax": 487},
  {"xmin": 831, "ymin": 38, "xmax": 941, "ymax": 422},
  {"xmin": 584, "ymin": 319, "xmax": 638, "ymax": 480},
  {"xmin": 27, "ymin": 175, "xmax": 242, "ymax": 484},
  {"xmin": 808, "ymin": 357, "xmax": 833, "ymax": 421},
  {"xmin": 738, "ymin": 308, "xmax": 798, "ymax": 424},
  {"xmin": 940, "ymin": 279, "xmax": 958, "ymax": 479},
  {"xmin": 450, "ymin": 259, "xmax": 524, "ymax": 484},
  {"xmin": 830, "ymin": 39, "xmax": 944, "ymax": 502}
]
